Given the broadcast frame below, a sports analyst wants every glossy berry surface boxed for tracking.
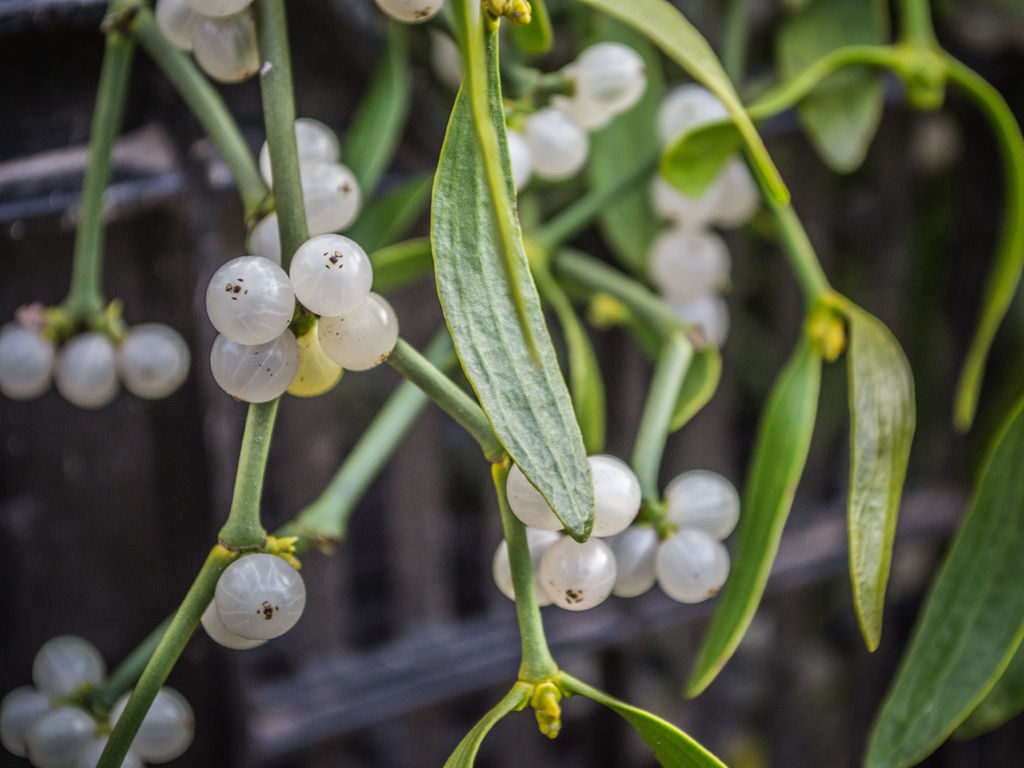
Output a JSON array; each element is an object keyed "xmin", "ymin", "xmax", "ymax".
[
  {"xmin": 299, "ymin": 162, "xmax": 362, "ymax": 235},
  {"xmin": 650, "ymin": 176, "xmax": 720, "ymax": 230},
  {"xmin": 183, "ymin": 0, "xmax": 252, "ymax": 17},
  {"xmin": 665, "ymin": 470, "xmax": 740, "ymax": 540},
  {"xmin": 656, "ymin": 529, "xmax": 730, "ymax": 603},
  {"xmin": 373, "ymin": 0, "xmax": 445, "ymax": 23},
  {"xmin": 0, "ymin": 323, "xmax": 54, "ymax": 400},
  {"xmin": 505, "ymin": 128, "xmax": 532, "ymax": 191},
  {"xmin": 205, "ymin": 256, "xmax": 295, "ymax": 346},
  {"xmin": 668, "ymin": 294, "xmax": 730, "ymax": 349},
  {"xmin": 259, "ymin": 118, "xmax": 340, "ymax": 185},
  {"xmin": 607, "ymin": 526, "xmax": 659, "ymax": 598},
  {"xmin": 524, "ymin": 108, "xmax": 589, "ymax": 181},
  {"xmin": 24, "ymin": 707, "xmax": 95, "ymax": 768},
  {"xmin": 491, "ymin": 528, "xmax": 562, "ymax": 607},
  {"xmin": 201, "ymin": 601, "xmax": 267, "ymax": 650},
  {"xmin": 32, "ymin": 636, "xmax": 106, "ymax": 698},
  {"xmin": 191, "ymin": 10, "xmax": 260, "ymax": 84},
  {"xmin": 573, "ymin": 42, "xmax": 647, "ymax": 115},
  {"xmin": 317, "ymin": 293, "xmax": 399, "ymax": 371},
  {"xmin": 648, "ymin": 228, "xmax": 731, "ymax": 300},
  {"xmin": 289, "ymin": 234, "xmax": 373, "ymax": 317},
  {"xmin": 505, "ymin": 464, "xmax": 563, "ymax": 531},
  {"xmin": 110, "ymin": 688, "xmax": 194, "ymax": 763},
  {"xmin": 210, "ymin": 331, "xmax": 300, "ymax": 403},
  {"xmin": 54, "ymin": 334, "xmax": 119, "ymax": 409},
  {"xmin": 538, "ymin": 537, "xmax": 617, "ymax": 611},
  {"xmin": 657, "ymin": 84, "xmax": 729, "ymax": 145},
  {"xmin": 155, "ymin": 0, "xmax": 199, "ymax": 52},
  {"xmin": 1, "ymin": 687, "xmax": 51, "ymax": 758},
  {"xmin": 214, "ymin": 554, "xmax": 307, "ymax": 641},
  {"xmin": 117, "ymin": 324, "xmax": 191, "ymax": 400},
  {"xmin": 589, "ymin": 455, "xmax": 642, "ymax": 537}
]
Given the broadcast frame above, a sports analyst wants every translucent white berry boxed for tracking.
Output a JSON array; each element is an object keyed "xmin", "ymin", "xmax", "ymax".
[
  {"xmin": 259, "ymin": 118, "xmax": 341, "ymax": 185},
  {"xmin": 32, "ymin": 637, "xmax": 106, "ymax": 698},
  {"xmin": 205, "ymin": 256, "xmax": 295, "ymax": 346},
  {"xmin": 373, "ymin": 0, "xmax": 445, "ymax": 23},
  {"xmin": 183, "ymin": 0, "xmax": 252, "ymax": 18},
  {"xmin": 589, "ymin": 455, "xmax": 642, "ymax": 537},
  {"xmin": 1, "ymin": 687, "xmax": 51, "ymax": 758},
  {"xmin": 110, "ymin": 688, "xmax": 193, "ymax": 763},
  {"xmin": 191, "ymin": 10, "xmax": 259, "ymax": 84},
  {"xmin": 73, "ymin": 738, "xmax": 142, "ymax": 768},
  {"xmin": 54, "ymin": 334, "xmax": 119, "ymax": 409},
  {"xmin": 201, "ymin": 601, "xmax": 267, "ymax": 650},
  {"xmin": 668, "ymin": 294, "xmax": 729, "ymax": 348},
  {"xmin": 524, "ymin": 108, "xmax": 589, "ymax": 181},
  {"xmin": 656, "ymin": 529, "xmax": 730, "ymax": 603},
  {"xmin": 647, "ymin": 228, "xmax": 730, "ymax": 300},
  {"xmin": 289, "ymin": 234, "xmax": 373, "ymax": 317},
  {"xmin": 429, "ymin": 29, "xmax": 462, "ymax": 91},
  {"xmin": 24, "ymin": 707, "xmax": 95, "ymax": 768},
  {"xmin": 214, "ymin": 553, "xmax": 307, "ymax": 641},
  {"xmin": 317, "ymin": 293, "xmax": 399, "ymax": 371},
  {"xmin": 505, "ymin": 464, "xmax": 563, "ymax": 531},
  {"xmin": 249, "ymin": 214, "xmax": 281, "ymax": 264},
  {"xmin": 539, "ymin": 537, "xmax": 617, "ymax": 611},
  {"xmin": 650, "ymin": 175, "xmax": 720, "ymax": 230},
  {"xmin": 287, "ymin": 325, "xmax": 343, "ymax": 398},
  {"xmin": 491, "ymin": 529, "xmax": 562, "ymax": 607},
  {"xmin": 607, "ymin": 526, "xmax": 659, "ymax": 598},
  {"xmin": 551, "ymin": 65, "xmax": 615, "ymax": 132},
  {"xmin": 155, "ymin": 0, "xmax": 199, "ymax": 52},
  {"xmin": 665, "ymin": 470, "xmax": 740, "ymax": 541},
  {"xmin": 710, "ymin": 157, "xmax": 760, "ymax": 228},
  {"xmin": 117, "ymin": 324, "xmax": 190, "ymax": 399},
  {"xmin": 658, "ymin": 84, "xmax": 729, "ymax": 145},
  {"xmin": 0, "ymin": 323, "xmax": 54, "ymax": 400},
  {"xmin": 505, "ymin": 128, "xmax": 532, "ymax": 191},
  {"xmin": 301, "ymin": 162, "xmax": 363, "ymax": 235},
  {"xmin": 209, "ymin": 331, "xmax": 300, "ymax": 402},
  {"xmin": 573, "ymin": 42, "xmax": 647, "ymax": 115}
]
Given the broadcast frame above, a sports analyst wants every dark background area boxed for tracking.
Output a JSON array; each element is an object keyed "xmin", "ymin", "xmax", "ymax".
[{"xmin": 2, "ymin": 0, "xmax": 1024, "ymax": 765}]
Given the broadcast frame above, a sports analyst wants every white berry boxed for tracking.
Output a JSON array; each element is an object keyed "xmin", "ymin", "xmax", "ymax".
[
  {"xmin": 491, "ymin": 529, "xmax": 562, "ymax": 607},
  {"xmin": 0, "ymin": 323, "xmax": 54, "ymax": 400},
  {"xmin": 710, "ymin": 157, "xmax": 760, "ymax": 228},
  {"xmin": 301, "ymin": 162, "xmax": 363, "ymax": 235},
  {"xmin": 665, "ymin": 470, "xmax": 740, "ymax": 540},
  {"xmin": 538, "ymin": 537, "xmax": 617, "ymax": 611},
  {"xmin": 573, "ymin": 42, "xmax": 647, "ymax": 115},
  {"xmin": 215, "ymin": 554, "xmax": 307, "ymax": 641},
  {"xmin": 32, "ymin": 637, "xmax": 106, "ymax": 698},
  {"xmin": 24, "ymin": 707, "xmax": 95, "ymax": 768},
  {"xmin": 505, "ymin": 463, "xmax": 563, "ymax": 531},
  {"xmin": 648, "ymin": 228, "xmax": 730, "ymax": 300},
  {"xmin": 54, "ymin": 334, "xmax": 119, "ymax": 409},
  {"xmin": 373, "ymin": 0, "xmax": 445, "ymax": 23},
  {"xmin": 524, "ymin": 108, "xmax": 589, "ymax": 181},
  {"xmin": 429, "ymin": 29, "xmax": 462, "ymax": 90},
  {"xmin": 210, "ymin": 331, "xmax": 300, "ymax": 402},
  {"xmin": 205, "ymin": 256, "xmax": 295, "ymax": 346},
  {"xmin": 505, "ymin": 128, "xmax": 532, "ymax": 191},
  {"xmin": 1, "ymin": 687, "xmax": 51, "ymax": 758},
  {"xmin": 290, "ymin": 234, "xmax": 373, "ymax": 317},
  {"xmin": 668, "ymin": 294, "xmax": 730, "ymax": 348},
  {"xmin": 658, "ymin": 84, "xmax": 729, "ymax": 145},
  {"xmin": 656, "ymin": 529, "xmax": 730, "ymax": 603},
  {"xmin": 607, "ymin": 526, "xmax": 659, "ymax": 598},
  {"xmin": 155, "ymin": 0, "xmax": 199, "ymax": 51},
  {"xmin": 110, "ymin": 688, "xmax": 193, "ymax": 763},
  {"xmin": 650, "ymin": 175, "xmax": 720, "ymax": 230},
  {"xmin": 184, "ymin": 0, "xmax": 252, "ymax": 17},
  {"xmin": 259, "ymin": 118, "xmax": 341, "ymax": 185},
  {"xmin": 317, "ymin": 293, "xmax": 399, "ymax": 371},
  {"xmin": 201, "ymin": 601, "xmax": 267, "ymax": 650},
  {"xmin": 249, "ymin": 214, "xmax": 282, "ymax": 264},
  {"xmin": 73, "ymin": 738, "xmax": 142, "ymax": 768},
  {"xmin": 551, "ymin": 66, "xmax": 615, "ymax": 132},
  {"xmin": 589, "ymin": 455, "xmax": 642, "ymax": 537},
  {"xmin": 117, "ymin": 324, "xmax": 190, "ymax": 400},
  {"xmin": 191, "ymin": 10, "xmax": 259, "ymax": 84}
]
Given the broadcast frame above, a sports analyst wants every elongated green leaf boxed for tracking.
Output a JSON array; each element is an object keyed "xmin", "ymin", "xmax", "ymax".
[
  {"xmin": 686, "ymin": 339, "xmax": 821, "ymax": 696},
  {"xmin": 956, "ymin": 639, "xmax": 1024, "ymax": 740},
  {"xmin": 661, "ymin": 121, "xmax": 744, "ymax": 197},
  {"xmin": 670, "ymin": 346, "xmax": 722, "ymax": 432},
  {"xmin": 342, "ymin": 22, "xmax": 410, "ymax": 193},
  {"xmin": 369, "ymin": 237, "xmax": 433, "ymax": 291},
  {"xmin": 588, "ymin": 18, "xmax": 662, "ymax": 272},
  {"xmin": 345, "ymin": 173, "xmax": 432, "ymax": 253},
  {"xmin": 510, "ymin": 0, "xmax": 552, "ymax": 53},
  {"xmin": 432, "ymin": 16, "xmax": 595, "ymax": 540},
  {"xmin": 559, "ymin": 674, "xmax": 726, "ymax": 768},
  {"xmin": 574, "ymin": 0, "xmax": 789, "ymax": 205},
  {"xmin": 444, "ymin": 684, "xmax": 531, "ymax": 767},
  {"xmin": 777, "ymin": 0, "xmax": 888, "ymax": 172},
  {"xmin": 845, "ymin": 306, "xmax": 915, "ymax": 651},
  {"xmin": 866, "ymin": 395, "xmax": 1024, "ymax": 768}
]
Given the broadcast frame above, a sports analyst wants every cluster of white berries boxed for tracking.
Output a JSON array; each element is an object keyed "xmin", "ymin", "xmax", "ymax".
[
  {"xmin": 0, "ymin": 315, "xmax": 190, "ymax": 409},
  {"xmin": 373, "ymin": 0, "xmax": 446, "ymax": 24},
  {"xmin": 201, "ymin": 553, "xmax": 306, "ymax": 649},
  {"xmin": 506, "ymin": 42, "xmax": 648, "ymax": 188},
  {"xmin": 0, "ymin": 637, "xmax": 193, "ymax": 767},
  {"xmin": 155, "ymin": 0, "xmax": 260, "ymax": 84},
  {"xmin": 249, "ymin": 119, "xmax": 362, "ymax": 265},
  {"xmin": 648, "ymin": 85, "xmax": 762, "ymax": 348},
  {"xmin": 493, "ymin": 461, "xmax": 737, "ymax": 610}
]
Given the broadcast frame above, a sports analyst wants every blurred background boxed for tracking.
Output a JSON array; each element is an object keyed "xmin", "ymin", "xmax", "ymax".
[{"xmin": 3, "ymin": 0, "xmax": 1024, "ymax": 765}]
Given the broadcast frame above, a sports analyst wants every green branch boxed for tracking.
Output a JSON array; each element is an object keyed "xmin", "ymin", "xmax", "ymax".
[
  {"xmin": 769, "ymin": 202, "xmax": 833, "ymax": 306},
  {"xmin": 218, "ymin": 400, "xmax": 279, "ymax": 549},
  {"xmin": 898, "ymin": 0, "xmax": 938, "ymax": 47}
]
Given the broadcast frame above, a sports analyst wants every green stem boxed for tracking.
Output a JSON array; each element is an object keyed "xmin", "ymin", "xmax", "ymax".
[
  {"xmin": 630, "ymin": 334, "xmax": 693, "ymax": 500},
  {"xmin": 218, "ymin": 400, "xmax": 279, "ymax": 549},
  {"xmin": 552, "ymin": 249, "xmax": 686, "ymax": 339},
  {"xmin": 254, "ymin": 0, "xmax": 307, "ymax": 270},
  {"xmin": 946, "ymin": 56, "xmax": 1024, "ymax": 431},
  {"xmin": 721, "ymin": 0, "xmax": 749, "ymax": 84},
  {"xmin": 90, "ymin": 620, "xmax": 170, "ymax": 711},
  {"xmin": 492, "ymin": 461, "xmax": 558, "ymax": 682},
  {"xmin": 387, "ymin": 338, "xmax": 505, "ymax": 461},
  {"xmin": 97, "ymin": 546, "xmax": 237, "ymax": 768},
  {"xmin": 770, "ymin": 202, "xmax": 833, "ymax": 306},
  {"xmin": 898, "ymin": 0, "xmax": 938, "ymax": 47},
  {"xmin": 63, "ymin": 27, "xmax": 135, "ymax": 319},
  {"xmin": 130, "ymin": 9, "xmax": 268, "ymax": 221},
  {"xmin": 283, "ymin": 332, "xmax": 455, "ymax": 544}
]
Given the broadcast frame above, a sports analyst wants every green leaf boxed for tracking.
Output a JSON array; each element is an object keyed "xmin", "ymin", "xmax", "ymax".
[
  {"xmin": 686, "ymin": 338, "xmax": 821, "ymax": 696},
  {"xmin": 660, "ymin": 121, "xmax": 744, "ymax": 197},
  {"xmin": 342, "ymin": 22, "xmax": 410, "ymax": 193},
  {"xmin": 845, "ymin": 305, "xmax": 915, "ymax": 650},
  {"xmin": 510, "ymin": 0, "xmax": 553, "ymax": 53},
  {"xmin": 535, "ymin": 265, "xmax": 607, "ymax": 454},
  {"xmin": 369, "ymin": 237, "xmax": 434, "ymax": 292},
  {"xmin": 443, "ymin": 683, "xmax": 531, "ymax": 767},
  {"xmin": 777, "ymin": 0, "xmax": 888, "ymax": 172},
  {"xmin": 559, "ymin": 674, "xmax": 727, "ymax": 768},
  {"xmin": 956, "ymin": 639, "xmax": 1024, "ymax": 740},
  {"xmin": 587, "ymin": 17, "xmax": 663, "ymax": 272},
  {"xmin": 670, "ymin": 346, "xmax": 722, "ymax": 432},
  {"xmin": 432, "ymin": 13, "xmax": 595, "ymax": 540},
  {"xmin": 574, "ymin": 0, "xmax": 789, "ymax": 205},
  {"xmin": 866, "ymin": 394, "xmax": 1024, "ymax": 768},
  {"xmin": 345, "ymin": 173, "xmax": 432, "ymax": 253}
]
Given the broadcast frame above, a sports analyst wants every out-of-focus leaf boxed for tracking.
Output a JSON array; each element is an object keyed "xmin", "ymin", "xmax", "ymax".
[
  {"xmin": 510, "ymin": 0, "xmax": 552, "ymax": 53},
  {"xmin": 686, "ymin": 339, "xmax": 821, "ymax": 696},
  {"xmin": 845, "ymin": 305, "xmax": 915, "ymax": 650},
  {"xmin": 560, "ymin": 674, "xmax": 727, "ymax": 767},
  {"xmin": 777, "ymin": 0, "xmax": 888, "ymax": 172},
  {"xmin": 660, "ymin": 121, "xmax": 743, "ymax": 197},
  {"xmin": 369, "ymin": 237, "xmax": 433, "ymax": 292},
  {"xmin": 956, "ymin": 639, "xmax": 1024, "ymax": 740},
  {"xmin": 866, "ymin": 395, "xmax": 1024, "ymax": 768},
  {"xmin": 432, "ymin": 12, "xmax": 595, "ymax": 540},
  {"xmin": 670, "ymin": 346, "xmax": 722, "ymax": 432},
  {"xmin": 443, "ymin": 684, "xmax": 531, "ymax": 767},
  {"xmin": 345, "ymin": 173, "xmax": 432, "ymax": 253}
]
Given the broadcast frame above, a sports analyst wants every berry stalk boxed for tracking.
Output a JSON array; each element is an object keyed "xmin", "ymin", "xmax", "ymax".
[{"xmin": 218, "ymin": 399, "xmax": 279, "ymax": 549}]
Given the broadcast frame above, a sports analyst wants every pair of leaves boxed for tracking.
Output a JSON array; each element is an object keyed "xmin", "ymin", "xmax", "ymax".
[
  {"xmin": 866, "ymin": 393, "xmax": 1024, "ymax": 768},
  {"xmin": 431, "ymin": 4, "xmax": 594, "ymax": 540}
]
